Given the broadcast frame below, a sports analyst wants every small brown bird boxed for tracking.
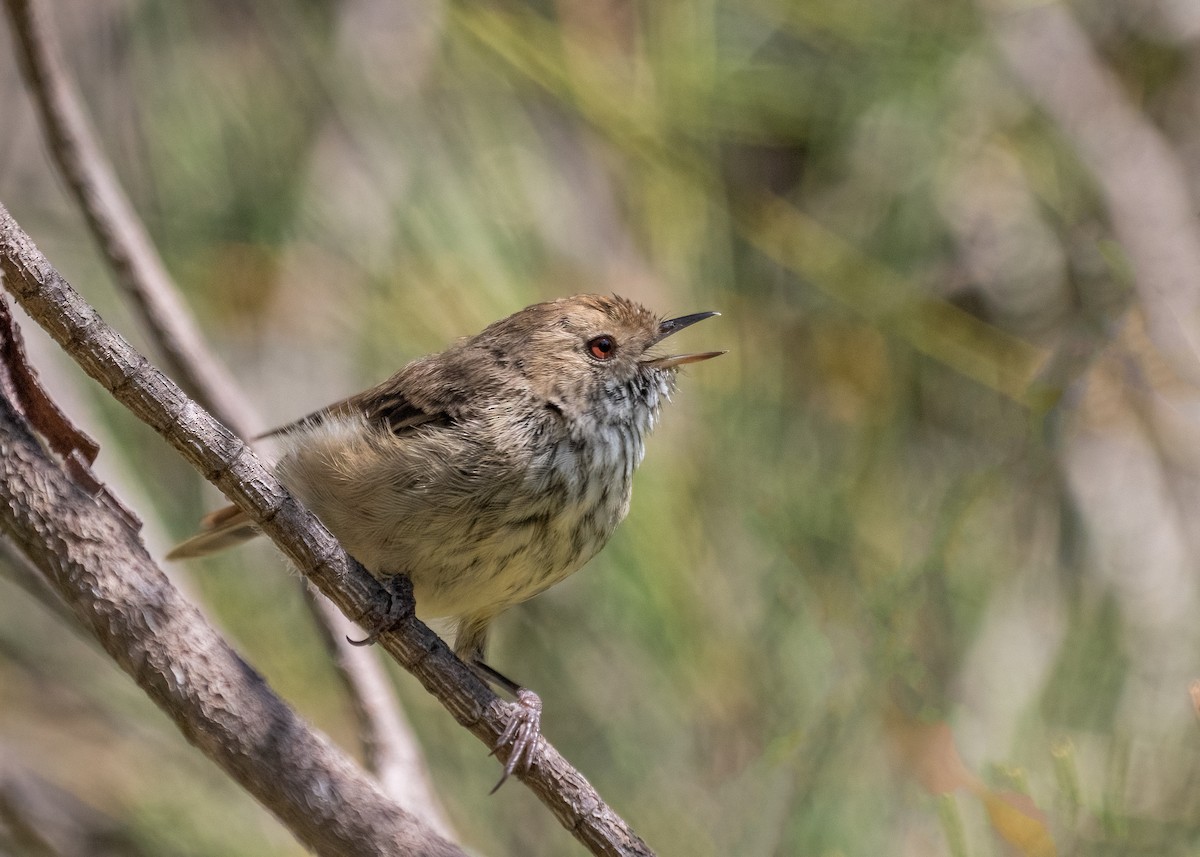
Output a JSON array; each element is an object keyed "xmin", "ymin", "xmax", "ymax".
[{"xmin": 169, "ymin": 294, "xmax": 722, "ymax": 784}]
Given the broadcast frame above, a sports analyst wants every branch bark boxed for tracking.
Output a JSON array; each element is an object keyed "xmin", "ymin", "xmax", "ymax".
[
  {"xmin": 304, "ymin": 587, "xmax": 456, "ymax": 838},
  {"xmin": 0, "ymin": 205, "xmax": 655, "ymax": 855},
  {"xmin": 0, "ymin": 290, "xmax": 465, "ymax": 857},
  {"xmin": 1, "ymin": 0, "xmax": 450, "ymax": 815}
]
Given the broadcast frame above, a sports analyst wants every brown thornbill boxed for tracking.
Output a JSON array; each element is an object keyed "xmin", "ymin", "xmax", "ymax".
[{"xmin": 168, "ymin": 294, "xmax": 724, "ymax": 786}]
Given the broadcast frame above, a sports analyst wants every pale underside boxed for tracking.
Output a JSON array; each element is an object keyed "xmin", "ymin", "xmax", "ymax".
[{"xmin": 275, "ymin": 412, "xmax": 645, "ymax": 625}]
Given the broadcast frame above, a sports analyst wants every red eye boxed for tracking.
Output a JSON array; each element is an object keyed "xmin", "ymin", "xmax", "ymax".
[{"xmin": 588, "ymin": 335, "xmax": 616, "ymax": 360}]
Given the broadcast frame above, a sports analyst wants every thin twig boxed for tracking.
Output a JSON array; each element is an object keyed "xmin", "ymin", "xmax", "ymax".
[
  {"xmin": 0, "ymin": 535, "xmax": 80, "ymax": 631},
  {"xmin": 0, "ymin": 204, "xmax": 655, "ymax": 857},
  {"xmin": 2, "ymin": 0, "xmax": 256, "ymax": 436},
  {"xmin": 0, "ymin": 768, "xmax": 70, "ymax": 857},
  {"xmin": 304, "ymin": 586, "xmax": 456, "ymax": 835},
  {"xmin": 1, "ymin": 0, "xmax": 440, "ymax": 810},
  {"xmin": 983, "ymin": 0, "xmax": 1200, "ymax": 385},
  {"xmin": 0, "ymin": 761, "xmax": 160, "ymax": 857},
  {"xmin": 0, "ymin": 293, "xmax": 466, "ymax": 857}
]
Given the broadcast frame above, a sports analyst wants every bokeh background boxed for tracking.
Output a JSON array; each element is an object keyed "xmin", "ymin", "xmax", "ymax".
[{"xmin": 4, "ymin": 0, "xmax": 1200, "ymax": 854}]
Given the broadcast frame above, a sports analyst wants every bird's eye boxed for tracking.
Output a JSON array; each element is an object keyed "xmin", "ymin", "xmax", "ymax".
[{"xmin": 587, "ymin": 335, "xmax": 617, "ymax": 360}]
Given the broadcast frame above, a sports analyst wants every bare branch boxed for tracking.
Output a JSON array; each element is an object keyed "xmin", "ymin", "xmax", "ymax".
[
  {"xmin": 295, "ymin": 587, "xmax": 454, "ymax": 821},
  {"xmin": 0, "ymin": 767, "xmax": 68, "ymax": 857},
  {"xmin": 0, "ymin": 205, "xmax": 655, "ymax": 855},
  {"xmin": 0, "ymin": 293, "xmax": 466, "ymax": 857},
  {"xmin": 983, "ymin": 0, "xmax": 1200, "ymax": 384},
  {"xmin": 304, "ymin": 585, "xmax": 456, "ymax": 837},
  {"xmin": 0, "ymin": 0, "xmax": 447, "ymax": 812},
  {"xmin": 2, "ymin": 0, "xmax": 257, "ymax": 437},
  {"xmin": 0, "ymin": 761, "xmax": 158, "ymax": 857}
]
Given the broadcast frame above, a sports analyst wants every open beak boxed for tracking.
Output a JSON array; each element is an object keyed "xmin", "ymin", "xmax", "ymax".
[{"xmin": 643, "ymin": 311, "xmax": 726, "ymax": 369}]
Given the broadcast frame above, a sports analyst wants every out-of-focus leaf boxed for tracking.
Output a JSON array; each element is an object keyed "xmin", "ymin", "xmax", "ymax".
[{"xmin": 980, "ymin": 788, "xmax": 1057, "ymax": 857}]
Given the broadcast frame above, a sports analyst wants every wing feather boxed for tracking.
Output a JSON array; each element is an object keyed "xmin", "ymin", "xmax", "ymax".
[{"xmin": 257, "ymin": 374, "xmax": 450, "ymax": 440}]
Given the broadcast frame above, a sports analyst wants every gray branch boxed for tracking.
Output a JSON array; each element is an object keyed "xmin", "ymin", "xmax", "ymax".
[
  {"xmin": 985, "ymin": 1, "xmax": 1200, "ymax": 384},
  {"xmin": 0, "ymin": 204, "xmax": 655, "ymax": 856},
  {"xmin": 2, "ymin": 0, "xmax": 257, "ymax": 436},
  {"xmin": 304, "ymin": 586, "xmax": 457, "ymax": 838},
  {"xmin": 1, "ymin": 0, "xmax": 452, "ymax": 812},
  {"xmin": 0, "ymin": 760, "xmax": 168, "ymax": 857},
  {"xmin": 0, "ymin": 295, "xmax": 465, "ymax": 857}
]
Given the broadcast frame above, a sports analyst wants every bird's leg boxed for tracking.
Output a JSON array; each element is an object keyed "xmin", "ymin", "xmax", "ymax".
[
  {"xmin": 456, "ymin": 616, "xmax": 543, "ymax": 792},
  {"xmin": 347, "ymin": 573, "xmax": 415, "ymax": 646},
  {"xmin": 474, "ymin": 660, "xmax": 543, "ymax": 792}
]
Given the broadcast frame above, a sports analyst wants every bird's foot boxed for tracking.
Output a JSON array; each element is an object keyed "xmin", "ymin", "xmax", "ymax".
[
  {"xmin": 489, "ymin": 687, "xmax": 543, "ymax": 793},
  {"xmin": 347, "ymin": 574, "xmax": 415, "ymax": 647}
]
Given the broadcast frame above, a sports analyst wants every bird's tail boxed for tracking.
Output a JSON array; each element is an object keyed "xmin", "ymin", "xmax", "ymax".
[{"xmin": 166, "ymin": 505, "xmax": 260, "ymax": 560}]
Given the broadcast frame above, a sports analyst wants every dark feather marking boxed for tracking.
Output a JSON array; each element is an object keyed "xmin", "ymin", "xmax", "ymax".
[
  {"xmin": 259, "ymin": 373, "xmax": 454, "ymax": 440},
  {"xmin": 507, "ymin": 509, "xmax": 555, "ymax": 531},
  {"xmin": 490, "ymin": 544, "xmax": 531, "ymax": 580},
  {"xmin": 570, "ymin": 520, "xmax": 589, "ymax": 558}
]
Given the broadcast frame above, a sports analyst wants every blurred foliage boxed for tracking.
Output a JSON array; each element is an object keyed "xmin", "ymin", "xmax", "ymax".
[{"xmin": 5, "ymin": 0, "xmax": 1200, "ymax": 855}]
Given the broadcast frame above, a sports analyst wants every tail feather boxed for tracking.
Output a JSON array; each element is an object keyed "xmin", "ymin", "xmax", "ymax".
[{"xmin": 167, "ymin": 505, "xmax": 260, "ymax": 560}]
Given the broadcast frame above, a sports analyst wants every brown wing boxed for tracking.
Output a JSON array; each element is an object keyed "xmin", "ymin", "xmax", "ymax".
[
  {"xmin": 171, "ymin": 386, "xmax": 447, "ymax": 560},
  {"xmin": 358, "ymin": 383, "xmax": 451, "ymax": 435},
  {"xmin": 171, "ymin": 350, "xmax": 480, "ymax": 562},
  {"xmin": 255, "ymin": 393, "xmax": 363, "ymax": 440},
  {"xmin": 256, "ymin": 377, "xmax": 448, "ymax": 439}
]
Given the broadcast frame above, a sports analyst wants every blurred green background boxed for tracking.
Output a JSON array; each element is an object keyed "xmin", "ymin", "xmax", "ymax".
[{"xmin": 4, "ymin": 0, "xmax": 1200, "ymax": 854}]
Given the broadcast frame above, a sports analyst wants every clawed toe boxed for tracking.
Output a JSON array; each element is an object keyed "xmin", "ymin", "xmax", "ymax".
[
  {"xmin": 346, "ymin": 626, "xmax": 384, "ymax": 647},
  {"xmin": 489, "ymin": 688, "xmax": 543, "ymax": 793}
]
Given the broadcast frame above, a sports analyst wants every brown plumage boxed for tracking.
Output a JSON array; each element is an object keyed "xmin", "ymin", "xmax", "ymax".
[{"xmin": 169, "ymin": 294, "xmax": 722, "ymax": 783}]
